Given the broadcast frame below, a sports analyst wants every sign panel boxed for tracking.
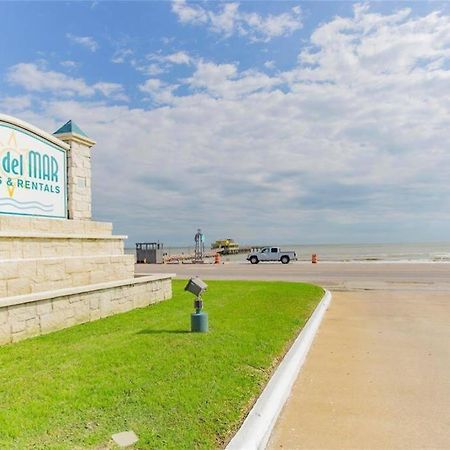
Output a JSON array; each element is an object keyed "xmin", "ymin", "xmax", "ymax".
[{"xmin": 0, "ymin": 122, "xmax": 67, "ymax": 219}]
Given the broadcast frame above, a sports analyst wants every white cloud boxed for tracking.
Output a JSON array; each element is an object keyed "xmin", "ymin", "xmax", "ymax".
[
  {"xmin": 7, "ymin": 63, "xmax": 127, "ymax": 101},
  {"xmin": 147, "ymin": 50, "xmax": 193, "ymax": 66},
  {"xmin": 66, "ymin": 33, "xmax": 99, "ymax": 52},
  {"xmin": 241, "ymin": 5, "xmax": 303, "ymax": 41},
  {"xmin": 111, "ymin": 48, "xmax": 133, "ymax": 64},
  {"xmin": 8, "ymin": 63, "xmax": 95, "ymax": 96},
  {"xmin": 208, "ymin": 2, "xmax": 240, "ymax": 35},
  {"xmin": 187, "ymin": 61, "xmax": 280, "ymax": 98},
  {"xmin": 7, "ymin": 5, "xmax": 450, "ymax": 243},
  {"xmin": 161, "ymin": 36, "xmax": 176, "ymax": 45},
  {"xmin": 138, "ymin": 78, "xmax": 163, "ymax": 93},
  {"xmin": 171, "ymin": 0, "xmax": 207, "ymax": 25},
  {"xmin": 94, "ymin": 82, "xmax": 129, "ymax": 102},
  {"xmin": 137, "ymin": 51, "xmax": 192, "ymax": 76},
  {"xmin": 138, "ymin": 78, "xmax": 178, "ymax": 104},
  {"xmin": 164, "ymin": 51, "xmax": 192, "ymax": 65},
  {"xmin": 171, "ymin": 1, "xmax": 302, "ymax": 41},
  {"xmin": 1, "ymin": 96, "xmax": 32, "ymax": 114},
  {"xmin": 60, "ymin": 60, "xmax": 79, "ymax": 70},
  {"xmin": 143, "ymin": 63, "xmax": 165, "ymax": 76}
]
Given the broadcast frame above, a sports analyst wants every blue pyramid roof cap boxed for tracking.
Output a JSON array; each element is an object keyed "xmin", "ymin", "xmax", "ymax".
[{"xmin": 53, "ymin": 120, "xmax": 89, "ymax": 138}]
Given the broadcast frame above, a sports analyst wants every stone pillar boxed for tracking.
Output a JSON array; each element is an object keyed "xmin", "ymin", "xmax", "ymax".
[{"xmin": 53, "ymin": 121, "xmax": 96, "ymax": 220}]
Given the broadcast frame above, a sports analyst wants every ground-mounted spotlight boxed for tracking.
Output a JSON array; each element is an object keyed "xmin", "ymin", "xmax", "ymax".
[{"xmin": 184, "ymin": 277, "xmax": 208, "ymax": 332}]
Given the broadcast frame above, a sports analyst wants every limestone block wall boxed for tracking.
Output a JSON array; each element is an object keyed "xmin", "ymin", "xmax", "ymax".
[
  {"xmin": 0, "ymin": 235, "xmax": 125, "ymax": 259},
  {"xmin": 0, "ymin": 216, "xmax": 112, "ymax": 235},
  {"xmin": 53, "ymin": 128, "xmax": 95, "ymax": 221},
  {"xmin": 0, "ymin": 276, "xmax": 172, "ymax": 345},
  {"xmin": 66, "ymin": 140, "xmax": 92, "ymax": 220},
  {"xmin": 0, "ymin": 255, "xmax": 135, "ymax": 297},
  {"xmin": 0, "ymin": 216, "xmax": 125, "ymax": 261}
]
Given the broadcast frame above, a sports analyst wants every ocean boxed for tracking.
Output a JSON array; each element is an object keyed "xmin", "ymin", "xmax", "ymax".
[{"xmin": 126, "ymin": 242, "xmax": 450, "ymax": 263}]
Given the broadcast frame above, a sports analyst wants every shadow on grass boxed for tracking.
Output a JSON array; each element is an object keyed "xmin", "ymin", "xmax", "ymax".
[{"xmin": 137, "ymin": 329, "xmax": 191, "ymax": 335}]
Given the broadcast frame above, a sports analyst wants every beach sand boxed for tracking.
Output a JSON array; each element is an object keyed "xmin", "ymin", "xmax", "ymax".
[{"xmin": 136, "ymin": 262, "xmax": 450, "ymax": 448}]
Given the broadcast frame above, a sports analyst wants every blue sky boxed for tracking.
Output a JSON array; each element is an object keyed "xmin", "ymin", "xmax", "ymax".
[{"xmin": 2, "ymin": 1, "xmax": 450, "ymax": 245}]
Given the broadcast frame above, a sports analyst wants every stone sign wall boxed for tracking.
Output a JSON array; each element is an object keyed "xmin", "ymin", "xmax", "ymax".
[{"xmin": 0, "ymin": 114, "xmax": 173, "ymax": 345}]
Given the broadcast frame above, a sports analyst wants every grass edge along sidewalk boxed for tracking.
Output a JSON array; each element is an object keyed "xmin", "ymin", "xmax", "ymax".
[{"xmin": 0, "ymin": 279, "xmax": 323, "ymax": 449}]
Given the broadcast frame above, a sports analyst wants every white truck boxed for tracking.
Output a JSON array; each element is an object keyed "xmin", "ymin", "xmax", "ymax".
[{"xmin": 247, "ymin": 247, "xmax": 298, "ymax": 264}]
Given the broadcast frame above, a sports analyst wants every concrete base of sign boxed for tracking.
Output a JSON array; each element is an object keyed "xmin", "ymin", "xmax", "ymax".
[{"xmin": 0, "ymin": 215, "xmax": 174, "ymax": 346}]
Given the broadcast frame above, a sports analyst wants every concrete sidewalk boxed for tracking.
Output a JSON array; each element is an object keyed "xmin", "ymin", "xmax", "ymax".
[{"xmin": 268, "ymin": 290, "xmax": 450, "ymax": 449}]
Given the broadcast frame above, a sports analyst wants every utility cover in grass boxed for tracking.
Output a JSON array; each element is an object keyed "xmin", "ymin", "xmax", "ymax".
[{"xmin": 112, "ymin": 430, "xmax": 139, "ymax": 447}]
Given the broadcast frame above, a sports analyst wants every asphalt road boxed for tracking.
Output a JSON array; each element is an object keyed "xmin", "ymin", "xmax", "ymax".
[{"xmin": 136, "ymin": 261, "xmax": 450, "ymax": 291}]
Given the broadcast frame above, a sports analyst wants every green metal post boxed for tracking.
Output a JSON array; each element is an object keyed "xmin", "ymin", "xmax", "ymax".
[{"xmin": 191, "ymin": 296, "xmax": 208, "ymax": 332}]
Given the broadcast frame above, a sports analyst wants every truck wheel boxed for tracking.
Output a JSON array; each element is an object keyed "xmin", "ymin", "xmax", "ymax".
[
  {"xmin": 250, "ymin": 256, "xmax": 259, "ymax": 264},
  {"xmin": 281, "ymin": 256, "xmax": 290, "ymax": 264}
]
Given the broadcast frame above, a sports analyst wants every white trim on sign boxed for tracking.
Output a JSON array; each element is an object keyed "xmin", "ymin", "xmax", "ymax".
[{"xmin": 0, "ymin": 114, "xmax": 70, "ymax": 150}]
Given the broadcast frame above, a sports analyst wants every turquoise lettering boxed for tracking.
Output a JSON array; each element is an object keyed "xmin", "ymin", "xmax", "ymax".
[
  {"xmin": 2, "ymin": 152, "xmax": 11, "ymax": 173},
  {"xmin": 28, "ymin": 151, "xmax": 59, "ymax": 181},
  {"xmin": 42, "ymin": 154, "xmax": 50, "ymax": 181},
  {"xmin": 11, "ymin": 156, "xmax": 22, "ymax": 176},
  {"xmin": 51, "ymin": 157, "xmax": 58, "ymax": 182},
  {"xmin": 28, "ymin": 151, "xmax": 42, "ymax": 179},
  {"xmin": 2, "ymin": 152, "xmax": 23, "ymax": 176}
]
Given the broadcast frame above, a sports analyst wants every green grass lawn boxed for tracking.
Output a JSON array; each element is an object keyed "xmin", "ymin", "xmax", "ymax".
[{"xmin": 0, "ymin": 280, "xmax": 323, "ymax": 449}]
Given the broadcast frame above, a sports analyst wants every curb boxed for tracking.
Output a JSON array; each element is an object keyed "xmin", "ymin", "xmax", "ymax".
[{"xmin": 226, "ymin": 290, "xmax": 332, "ymax": 450}]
